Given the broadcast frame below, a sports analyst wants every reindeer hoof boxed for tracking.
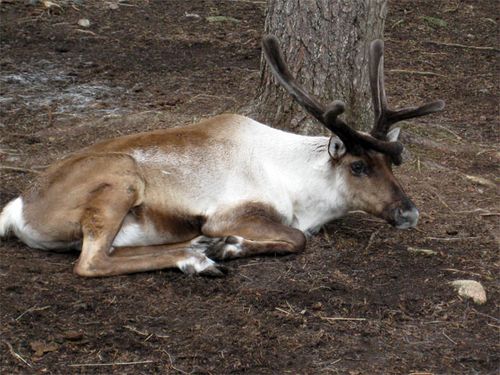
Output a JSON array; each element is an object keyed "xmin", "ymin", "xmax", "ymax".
[{"xmin": 205, "ymin": 236, "xmax": 243, "ymax": 260}]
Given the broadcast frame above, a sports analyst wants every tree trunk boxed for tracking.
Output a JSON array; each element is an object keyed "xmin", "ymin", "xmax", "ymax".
[{"xmin": 254, "ymin": 0, "xmax": 387, "ymax": 135}]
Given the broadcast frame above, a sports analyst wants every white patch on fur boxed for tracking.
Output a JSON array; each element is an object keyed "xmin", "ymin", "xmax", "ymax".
[
  {"xmin": 112, "ymin": 222, "xmax": 144, "ymax": 247},
  {"xmin": 176, "ymin": 255, "xmax": 215, "ymax": 274},
  {"xmin": 0, "ymin": 197, "xmax": 67, "ymax": 250},
  {"xmin": 0, "ymin": 197, "xmax": 23, "ymax": 238},
  {"xmin": 112, "ymin": 216, "xmax": 166, "ymax": 247}
]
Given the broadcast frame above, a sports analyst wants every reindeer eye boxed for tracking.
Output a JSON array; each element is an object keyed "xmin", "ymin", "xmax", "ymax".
[{"xmin": 350, "ymin": 161, "xmax": 367, "ymax": 176}]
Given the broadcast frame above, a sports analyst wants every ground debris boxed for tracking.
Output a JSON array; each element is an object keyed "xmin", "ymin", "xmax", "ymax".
[
  {"xmin": 30, "ymin": 340, "xmax": 59, "ymax": 358},
  {"xmin": 463, "ymin": 174, "xmax": 496, "ymax": 188},
  {"xmin": 407, "ymin": 246, "xmax": 437, "ymax": 256}
]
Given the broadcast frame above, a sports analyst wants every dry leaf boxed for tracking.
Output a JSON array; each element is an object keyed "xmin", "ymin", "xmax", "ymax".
[
  {"xmin": 63, "ymin": 330, "xmax": 84, "ymax": 341},
  {"xmin": 30, "ymin": 340, "xmax": 59, "ymax": 357}
]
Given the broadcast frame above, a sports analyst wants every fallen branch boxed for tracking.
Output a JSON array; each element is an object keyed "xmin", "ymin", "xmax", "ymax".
[
  {"xmin": 426, "ymin": 40, "xmax": 500, "ymax": 52},
  {"xmin": 389, "ymin": 69, "xmax": 445, "ymax": 77}
]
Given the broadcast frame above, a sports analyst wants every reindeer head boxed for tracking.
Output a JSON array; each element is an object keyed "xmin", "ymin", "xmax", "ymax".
[{"xmin": 262, "ymin": 36, "xmax": 444, "ymax": 229}]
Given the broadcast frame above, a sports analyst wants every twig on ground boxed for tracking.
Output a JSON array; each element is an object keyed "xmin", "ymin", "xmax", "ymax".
[
  {"xmin": 480, "ymin": 212, "xmax": 500, "ymax": 217},
  {"xmin": 1, "ymin": 166, "xmax": 40, "ymax": 174},
  {"xmin": 442, "ymin": 268, "xmax": 486, "ymax": 278},
  {"xmin": 425, "ymin": 236, "xmax": 480, "ymax": 241},
  {"xmin": 452, "ymin": 208, "xmax": 500, "ymax": 217},
  {"xmin": 454, "ymin": 208, "xmax": 490, "ymax": 214},
  {"xmin": 364, "ymin": 229, "xmax": 380, "ymax": 252},
  {"xmin": 163, "ymin": 350, "xmax": 191, "ymax": 375},
  {"xmin": 428, "ymin": 124, "xmax": 462, "ymax": 140},
  {"xmin": 442, "ymin": 331, "xmax": 457, "ymax": 345},
  {"xmin": 429, "ymin": 190, "xmax": 453, "ymax": 212},
  {"xmin": 426, "ymin": 40, "xmax": 500, "ymax": 52},
  {"xmin": 275, "ymin": 307, "xmax": 292, "ymax": 315},
  {"xmin": 321, "ymin": 316, "xmax": 367, "ymax": 322},
  {"xmin": 68, "ymin": 360, "xmax": 155, "ymax": 367},
  {"xmin": 16, "ymin": 305, "xmax": 50, "ymax": 321},
  {"xmin": 124, "ymin": 325, "xmax": 149, "ymax": 336},
  {"xmin": 472, "ymin": 309, "xmax": 500, "ymax": 323},
  {"xmin": 75, "ymin": 29, "xmax": 99, "ymax": 37},
  {"xmin": 389, "ymin": 69, "xmax": 445, "ymax": 77},
  {"xmin": 3, "ymin": 341, "xmax": 32, "ymax": 368},
  {"xmin": 229, "ymin": 0, "xmax": 266, "ymax": 3}
]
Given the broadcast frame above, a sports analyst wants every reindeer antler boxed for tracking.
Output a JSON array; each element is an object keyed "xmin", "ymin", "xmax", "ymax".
[
  {"xmin": 262, "ymin": 35, "xmax": 406, "ymax": 164},
  {"xmin": 369, "ymin": 40, "xmax": 445, "ymax": 139},
  {"xmin": 262, "ymin": 35, "xmax": 327, "ymax": 124}
]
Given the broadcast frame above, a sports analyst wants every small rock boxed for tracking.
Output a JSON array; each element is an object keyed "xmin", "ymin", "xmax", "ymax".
[
  {"xmin": 109, "ymin": 3, "xmax": 119, "ymax": 10},
  {"xmin": 78, "ymin": 18, "xmax": 90, "ymax": 28},
  {"xmin": 450, "ymin": 280, "xmax": 487, "ymax": 305}
]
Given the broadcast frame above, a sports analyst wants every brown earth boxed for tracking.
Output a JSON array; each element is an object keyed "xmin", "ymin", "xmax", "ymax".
[{"xmin": 0, "ymin": 1, "xmax": 498, "ymax": 374}]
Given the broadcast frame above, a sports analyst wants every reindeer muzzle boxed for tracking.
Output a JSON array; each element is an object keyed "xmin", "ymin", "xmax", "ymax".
[{"xmin": 392, "ymin": 203, "xmax": 419, "ymax": 229}]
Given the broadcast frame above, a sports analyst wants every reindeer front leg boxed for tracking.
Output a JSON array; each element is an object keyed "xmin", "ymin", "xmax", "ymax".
[{"xmin": 201, "ymin": 203, "xmax": 306, "ymax": 261}]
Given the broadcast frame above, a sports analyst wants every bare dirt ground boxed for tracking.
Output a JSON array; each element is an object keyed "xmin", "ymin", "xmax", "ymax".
[{"xmin": 0, "ymin": 1, "xmax": 498, "ymax": 374}]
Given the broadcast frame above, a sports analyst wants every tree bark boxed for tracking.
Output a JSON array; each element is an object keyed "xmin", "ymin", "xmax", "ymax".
[{"xmin": 254, "ymin": 0, "xmax": 387, "ymax": 135}]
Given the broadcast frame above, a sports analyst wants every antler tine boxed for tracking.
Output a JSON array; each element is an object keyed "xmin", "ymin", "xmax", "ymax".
[
  {"xmin": 369, "ymin": 39, "xmax": 386, "ymax": 127},
  {"xmin": 385, "ymin": 100, "xmax": 445, "ymax": 126},
  {"xmin": 369, "ymin": 39, "xmax": 445, "ymax": 138},
  {"xmin": 262, "ymin": 35, "xmax": 328, "ymax": 124}
]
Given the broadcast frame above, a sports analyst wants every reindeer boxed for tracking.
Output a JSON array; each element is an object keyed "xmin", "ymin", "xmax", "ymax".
[{"xmin": 0, "ymin": 36, "xmax": 444, "ymax": 277}]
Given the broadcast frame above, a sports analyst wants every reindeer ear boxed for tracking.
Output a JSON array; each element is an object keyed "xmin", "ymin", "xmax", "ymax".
[
  {"xmin": 386, "ymin": 127, "xmax": 401, "ymax": 142},
  {"xmin": 328, "ymin": 136, "xmax": 346, "ymax": 159}
]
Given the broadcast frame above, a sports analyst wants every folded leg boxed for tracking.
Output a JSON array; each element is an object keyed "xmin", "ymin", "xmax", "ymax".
[{"xmin": 201, "ymin": 203, "xmax": 306, "ymax": 260}]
